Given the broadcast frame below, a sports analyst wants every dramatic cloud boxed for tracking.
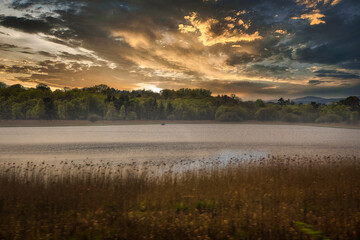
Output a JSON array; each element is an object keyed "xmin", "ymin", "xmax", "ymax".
[
  {"xmin": 178, "ymin": 12, "xmax": 262, "ymax": 46},
  {"xmin": 293, "ymin": 0, "xmax": 342, "ymax": 25},
  {"xmin": 292, "ymin": 10, "xmax": 326, "ymax": 25},
  {"xmin": 314, "ymin": 69, "xmax": 360, "ymax": 79},
  {"xmin": 308, "ymin": 80, "xmax": 332, "ymax": 85},
  {"xmin": 0, "ymin": 16, "xmax": 53, "ymax": 33},
  {"xmin": 0, "ymin": 0, "xmax": 359, "ymax": 99},
  {"xmin": 226, "ymin": 53, "xmax": 255, "ymax": 66},
  {"xmin": 295, "ymin": 0, "xmax": 341, "ymax": 8}
]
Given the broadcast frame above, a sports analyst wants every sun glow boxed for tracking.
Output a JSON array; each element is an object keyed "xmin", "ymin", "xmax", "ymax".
[{"xmin": 136, "ymin": 83, "xmax": 162, "ymax": 93}]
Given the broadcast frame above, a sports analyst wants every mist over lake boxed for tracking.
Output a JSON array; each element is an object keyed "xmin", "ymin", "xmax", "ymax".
[{"xmin": 1, "ymin": 124, "xmax": 359, "ymax": 165}]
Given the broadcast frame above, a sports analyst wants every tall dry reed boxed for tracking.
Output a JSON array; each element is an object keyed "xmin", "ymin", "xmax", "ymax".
[{"xmin": 0, "ymin": 155, "xmax": 359, "ymax": 239}]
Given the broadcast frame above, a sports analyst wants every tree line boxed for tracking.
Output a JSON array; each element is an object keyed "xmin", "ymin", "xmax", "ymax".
[{"xmin": 0, "ymin": 83, "xmax": 359, "ymax": 124}]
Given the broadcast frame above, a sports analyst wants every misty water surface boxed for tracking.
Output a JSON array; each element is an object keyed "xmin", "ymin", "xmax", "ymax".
[{"xmin": 0, "ymin": 124, "xmax": 359, "ymax": 165}]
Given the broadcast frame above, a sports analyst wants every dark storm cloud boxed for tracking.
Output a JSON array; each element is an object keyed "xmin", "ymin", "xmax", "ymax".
[
  {"xmin": 57, "ymin": 52, "xmax": 95, "ymax": 62},
  {"xmin": 294, "ymin": 39, "xmax": 360, "ymax": 66},
  {"xmin": 292, "ymin": 1, "xmax": 360, "ymax": 67},
  {"xmin": 308, "ymin": 80, "xmax": 332, "ymax": 85},
  {"xmin": 9, "ymin": 0, "xmax": 38, "ymax": 9},
  {"xmin": 37, "ymin": 60, "xmax": 89, "ymax": 73},
  {"xmin": 19, "ymin": 50, "xmax": 33, "ymax": 54},
  {"xmin": 226, "ymin": 53, "xmax": 256, "ymax": 66},
  {"xmin": 300, "ymin": 82, "xmax": 360, "ymax": 97},
  {"xmin": 246, "ymin": 64, "xmax": 289, "ymax": 78},
  {"xmin": 14, "ymin": 76, "xmax": 33, "ymax": 82},
  {"xmin": 314, "ymin": 70, "xmax": 360, "ymax": 79},
  {"xmin": 0, "ymin": 43, "xmax": 17, "ymax": 51},
  {"xmin": 0, "ymin": 43, "xmax": 16, "ymax": 48},
  {"xmin": 341, "ymin": 61, "xmax": 360, "ymax": 70},
  {"xmin": 0, "ymin": 43, "xmax": 33, "ymax": 54},
  {"xmin": 0, "ymin": 16, "xmax": 53, "ymax": 33},
  {"xmin": 38, "ymin": 51, "xmax": 55, "ymax": 57},
  {"xmin": 3, "ymin": 64, "xmax": 43, "ymax": 74},
  {"xmin": 308, "ymin": 80, "xmax": 322, "ymax": 85},
  {"xmin": 1, "ymin": 60, "xmax": 91, "ymax": 76}
]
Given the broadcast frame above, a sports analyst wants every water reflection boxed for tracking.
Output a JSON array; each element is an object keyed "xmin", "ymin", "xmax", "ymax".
[{"xmin": 1, "ymin": 124, "xmax": 359, "ymax": 168}]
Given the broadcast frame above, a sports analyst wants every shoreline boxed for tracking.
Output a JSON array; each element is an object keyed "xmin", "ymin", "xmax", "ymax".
[{"xmin": 0, "ymin": 119, "xmax": 359, "ymax": 129}]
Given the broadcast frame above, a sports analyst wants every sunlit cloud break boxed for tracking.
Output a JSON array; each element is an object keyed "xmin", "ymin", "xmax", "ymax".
[{"xmin": 178, "ymin": 12, "xmax": 262, "ymax": 46}]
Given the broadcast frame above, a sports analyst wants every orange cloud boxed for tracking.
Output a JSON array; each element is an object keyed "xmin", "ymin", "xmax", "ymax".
[
  {"xmin": 293, "ymin": 0, "xmax": 340, "ymax": 25},
  {"xmin": 295, "ymin": 0, "xmax": 341, "ymax": 8},
  {"xmin": 292, "ymin": 10, "xmax": 326, "ymax": 25},
  {"xmin": 178, "ymin": 12, "xmax": 262, "ymax": 46},
  {"xmin": 275, "ymin": 29, "xmax": 287, "ymax": 34},
  {"xmin": 111, "ymin": 30, "xmax": 153, "ymax": 48}
]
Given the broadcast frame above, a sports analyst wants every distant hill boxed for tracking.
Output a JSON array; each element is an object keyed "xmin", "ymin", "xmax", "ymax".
[{"xmin": 267, "ymin": 96, "xmax": 348, "ymax": 104}]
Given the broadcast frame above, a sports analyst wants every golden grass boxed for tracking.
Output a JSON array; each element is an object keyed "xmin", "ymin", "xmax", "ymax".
[{"xmin": 0, "ymin": 156, "xmax": 359, "ymax": 239}]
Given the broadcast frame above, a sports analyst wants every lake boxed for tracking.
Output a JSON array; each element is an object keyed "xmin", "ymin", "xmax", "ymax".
[{"xmin": 1, "ymin": 124, "xmax": 359, "ymax": 167}]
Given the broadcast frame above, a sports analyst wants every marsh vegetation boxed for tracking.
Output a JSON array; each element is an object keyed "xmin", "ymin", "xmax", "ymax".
[
  {"xmin": 1, "ymin": 124, "xmax": 359, "ymax": 239},
  {"xmin": 1, "ymin": 155, "xmax": 359, "ymax": 240}
]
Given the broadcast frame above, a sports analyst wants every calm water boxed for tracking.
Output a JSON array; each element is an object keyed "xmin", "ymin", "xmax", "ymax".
[{"xmin": 0, "ymin": 124, "xmax": 359, "ymax": 164}]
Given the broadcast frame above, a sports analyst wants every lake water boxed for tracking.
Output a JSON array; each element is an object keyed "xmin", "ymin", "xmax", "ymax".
[{"xmin": 0, "ymin": 124, "xmax": 359, "ymax": 166}]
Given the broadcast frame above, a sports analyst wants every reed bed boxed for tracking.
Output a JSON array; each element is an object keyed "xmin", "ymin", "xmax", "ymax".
[{"xmin": 0, "ymin": 155, "xmax": 359, "ymax": 240}]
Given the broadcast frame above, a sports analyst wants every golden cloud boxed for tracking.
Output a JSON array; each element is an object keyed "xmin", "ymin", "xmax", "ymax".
[
  {"xmin": 295, "ymin": 0, "xmax": 341, "ymax": 8},
  {"xmin": 293, "ymin": 0, "xmax": 341, "ymax": 25},
  {"xmin": 111, "ymin": 30, "xmax": 153, "ymax": 48},
  {"xmin": 275, "ymin": 29, "xmax": 288, "ymax": 35},
  {"xmin": 292, "ymin": 10, "xmax": 326, "ymax": 25},
  {"xmin": 178, "ymin": 12, "xmax": 262, "ymax": 46}
]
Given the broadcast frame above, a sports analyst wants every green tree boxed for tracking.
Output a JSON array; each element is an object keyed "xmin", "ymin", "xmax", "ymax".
[
  {"xmin": 255, "ymin": 107, "xmax": 277, "ymax": 121},
  {"xmin": 255, "ymin": 99, "xmax": 265, "ymax": 108},
  {"xmin": 160, "ymin": 89, "xmax": 176, "ymax": 99},
  {"xmin": 321, "ymin": 103, "xmax": 350, "ymax": 121},
  {"xmin": 126, "ymin": 111, "xmax": 137, "ymax": 120},
  {"xmin": 57, "ymin": 101, "xmax": 66, "ymax": 120},
  {"xmin": 36, "ymin": 83, "xmax": 51, "ymax": 91},
  {"xmin": 0, "ymin": 99, "xmax": 12, "ymax": 119},
  {"xmin": 166, "ymin": 102, "xmax": 174, "ymax": 116},
  {"xmin": 339, "ymin": 96, "xmax": 360, "ymax": 111},
  {"xmin": 281, "ymin": 113, "xmax": 299, "ymax": 122},
  {"xmin": 217, "ymin": 112, "xmax": 241, "ymax": 121},
  {"xmin": 43, "ymin": 97, "xmax": 56, "ymax": 120},
  {"xmin": 119, "ymin": 105, "xmax": 126, "ymax": 120},
  {"xmin": 31, "ymin": 100, "xmax": 46, "ymax": 119},
  {"xmin": 315, "ymin": 114, "xmax": 342, "ymax": 123},
  {"xmin": 105, "ymin": 103, "xmax": 118, "ymax": 120},
  {"xmin": 65, "ymin": 101, "xmax": 78, "ymax": 120},
  {"xmin": 11, "ymin": 103, "xmax": 25, "ymax": 119},
  {"xmin": 158, "ymin": 102, "xmax": 165, "ymax": 120},
  {"xmin": 348, "ymin": 112, "xmax": 359, "ymax": 124},
  {"xmin": 215, "ymin": 106, "xmax": 247, "ymax": 121},
  {"xmin": 278, "ymin": 97, "xmax": 285, "ymax": 107}
]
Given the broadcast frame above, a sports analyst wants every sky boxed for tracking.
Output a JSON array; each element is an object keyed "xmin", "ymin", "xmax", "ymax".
[{"xmin": 0, "ymin": 0, "xmax": 359, "ymax": 100}]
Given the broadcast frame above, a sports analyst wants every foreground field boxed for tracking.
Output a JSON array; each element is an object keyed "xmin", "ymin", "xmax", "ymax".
[{"xmin": 1, "ymin": 156, "xmax": 359, "ymax": 240}]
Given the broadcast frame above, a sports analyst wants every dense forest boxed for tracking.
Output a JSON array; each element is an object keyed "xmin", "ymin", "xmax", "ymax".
[{"xmin": 0, "ymin": 82, "xmax": 359, "ymax": 124}]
